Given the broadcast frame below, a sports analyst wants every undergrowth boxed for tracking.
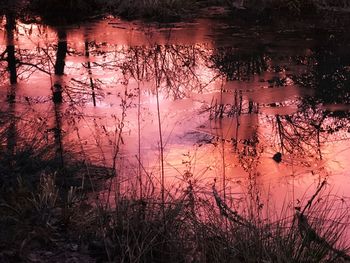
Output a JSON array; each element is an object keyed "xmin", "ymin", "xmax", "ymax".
[
  {"xmin": 1, "ymin": 164, "xmax": 349, "ymax": 262},
  {"xmin": 1, "ymin": 0, "xmax": 349, "ymax": 24}
]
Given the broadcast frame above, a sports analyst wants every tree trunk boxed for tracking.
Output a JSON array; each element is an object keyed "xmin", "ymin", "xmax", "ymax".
[
  {"xmin": 54, "ymin": 29, "xmax": 67, "ymax": 75},
  {"xmin": 6, "ymin": 12, "xmax": 17, "ymax": 85}
]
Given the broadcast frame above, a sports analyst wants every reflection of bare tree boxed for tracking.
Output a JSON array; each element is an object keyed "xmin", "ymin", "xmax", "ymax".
[
  {"xmin": 6, "ymin": 40, "xmax": 222, "ymax": 105},
  {"xmin": 313, "ymin": 43, "xmax": 350, "ymax": 104},
  {"xmin": 52, "ymin": 29, "xmax": 66, "ymax": 103},
  {"xmin": 15, "ymin": 24, "xmax": 52, "ymax": 79},
  {"xmin": 4, "ymin": 10, "xmax": 17, "ymax": 167},
  {"xmin": 208, "ymin": 43, "xmax": 350, "ymax": 166},
  {"xmin": 271, "ymin": 104, "xmax": 350, "ymax": 160},
  {"xmin": 150, "ymin": 44, "xmax": 217, "ymax": 99},
  {"xmin": 124, "ymin": 46, "xmax": 146, "ymax": 199},
  {"xmin": 50, "ymin": 28, "xmax": 67, "ymax": 173},
  {"xmin": 211, "ymin": 47, "xmax": 269, "ymax": 81},
  {"xmin": 206, "ymin": 47, "xmax": 268, "ymax": 185},
  {"xmin": 5, "ymin": 11, "xmax": 17, "ymax": 85},
  {"xmin": 293, "ymin": 38, "xmax": 350, "ymax": 105},
  {"xmin": 275, "ymin": 112, "xmax": 322, "ymax": 158},
  {"xmin": 54, "ymin": 29, "xmax": 67, "ymax": 76},
  {"xmin": 90, "ymin": 44, "xmax": 220, "ymax": 99},
  {"xmin": 1, "ymin": 9, "xmax": 17, "ymax": 159},
  {"xmin": 1, "ymin": 20, "xmax": 52, "ymax": 83},
  {"xmin": 84, "ymin": 40, "xmax": 97, "ymax": 106}
]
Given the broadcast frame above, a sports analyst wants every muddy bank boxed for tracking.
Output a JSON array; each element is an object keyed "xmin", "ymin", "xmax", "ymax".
[{"xmin": 2, "ymin": 0, "xmax": 350, "ymax": 26}]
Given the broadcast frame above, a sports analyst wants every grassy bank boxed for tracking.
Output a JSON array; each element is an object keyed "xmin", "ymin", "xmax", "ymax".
[
  {"xmin": 26, "ymin": 0, "xmax": 225, "ymax": 23},
  {"xmin": 11, "ymin": 0, "xmax": 347, "ymax": 24},
  {"xmin": 1, "ymin": 158, "xmax": 349, "ymax": 262}
]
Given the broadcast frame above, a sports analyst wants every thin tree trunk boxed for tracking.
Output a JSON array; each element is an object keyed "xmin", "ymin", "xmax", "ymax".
[
  {"xmin": 5, "ymin": 10, "xmax": 17, "ymax": 166},
  {"xmin": 84, "ymin": 40, "xmax": 97, "ymax": 106},
  {"xmin": 52, "ymin": 29, "xmax": 67, "ymax": 179},
  {"xmin": 6, "ymin": 12, "xmax": 17, "ymax": 85},
  {"xmin": 54, "ymin": 29, "xmax": 67, "ymax": 76}
]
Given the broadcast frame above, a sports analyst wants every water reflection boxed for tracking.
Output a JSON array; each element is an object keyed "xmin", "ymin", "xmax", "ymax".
[{"xmin": 0, "ymin": 17, "xmax": 350, "ymax": 215}]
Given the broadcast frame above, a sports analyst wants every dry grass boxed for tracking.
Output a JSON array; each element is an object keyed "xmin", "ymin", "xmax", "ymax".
[
  {"xmin": 110, "ymin": 0, "xmax": 198, "ymax": 21},
  {"xmin": 1, "ymin": 163, "xmax": 349, "ymax": 262},
  {"xmin": 228, "ymin": 0, "xmax": 350, "ymax": 15},
  {"xmin": 5, "ymin": 0, "xmax": 350, "ymax": 24}
]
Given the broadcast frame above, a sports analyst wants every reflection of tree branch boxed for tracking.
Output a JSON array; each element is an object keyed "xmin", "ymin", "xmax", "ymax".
[
  {"xmin": 39, "ymin": 47, "xmax": 56, "ymax": 69},
  {"xmin": 0, "ymin": 49, "xmax": 7, "ymax": 61},
  {"xmin": 211, "ymin": 47, "xmax": 269, "ymax": 81},
  {"xmin": 17, "ymin": 61, "xmax": 51, "ymax": 74},
  {"xmin": 100, "ymin": 44, "xmax": 220, "ymax": 99},
  {"xmin": 64, "ymin": 78, "xmax": 104, "ymax": 105},
  {"xmin": 169, "ymin": 44, "xmax": 202, "ymax": 85},
  {"xmin": 272, "ymin": 107, "xmax": 345, "ymax": 160}
]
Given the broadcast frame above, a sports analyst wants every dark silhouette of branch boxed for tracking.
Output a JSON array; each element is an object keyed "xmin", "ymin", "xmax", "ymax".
[
  {"xmin": 296, "ymin": 208, "xmax": 350, "ymax": 261},
  {"xmin": 0, "ymin": 49, "xmax": 7, "ymax": 61},
  {"xmin": 212, "ymin": 184, "xmax": 254, "ymax": 228},
  {"xmin": 17, "ymin": 61, "xmax": 51, "ymax": 75},
  {"xmin": 301, "ymin": 180, "xmax": 327, "ymax": 216},
  {"xmin": 295, "ymin": 180, "xmax": 350, "ymax": 261}
]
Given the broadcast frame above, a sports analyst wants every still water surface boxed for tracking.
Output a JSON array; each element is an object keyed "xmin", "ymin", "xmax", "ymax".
[{"xmin": 1, "ymin": 16, "xmax": 350, "ymax": 218}]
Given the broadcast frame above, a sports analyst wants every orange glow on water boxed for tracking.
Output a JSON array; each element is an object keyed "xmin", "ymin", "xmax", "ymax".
[{"xmin": 1, "ymin": 17, "xmax": 350, "ymax": 228}]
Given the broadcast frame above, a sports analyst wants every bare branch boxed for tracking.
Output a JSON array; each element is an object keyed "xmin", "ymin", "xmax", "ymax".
[
  {"xmin": 0, "ymin": 49, "xmax": 7, "ymax": 61},
  {"xmin": 17, "ymin": 61, "xmax": 51, "ymax": 75}
]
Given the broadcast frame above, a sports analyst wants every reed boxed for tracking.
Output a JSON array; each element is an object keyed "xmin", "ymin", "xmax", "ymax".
[{"xmin": 1, "ymin": 156, "xmax": 349, "ymax": 262}]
